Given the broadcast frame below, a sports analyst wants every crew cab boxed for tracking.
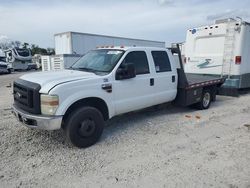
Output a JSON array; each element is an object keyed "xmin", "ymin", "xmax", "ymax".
[{"xmin": 12, "ymin": 45, "xmax": 225, "ymax": 148}]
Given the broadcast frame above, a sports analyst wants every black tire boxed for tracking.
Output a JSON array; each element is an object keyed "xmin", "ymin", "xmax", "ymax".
[
  {"xmin": 65, "ymin": 106, "xmax": 104, "ymax": 148},
  {"xmin": 7, "ymin": 69, "xmax": 11, "ymax": 74},
  {"xmin": 195, "ymin": 89, "xmax": 212, "ymax": 110}
]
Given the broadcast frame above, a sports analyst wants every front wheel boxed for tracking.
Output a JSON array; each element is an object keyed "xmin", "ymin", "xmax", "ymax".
[
  {"xmin": 195, "ymin": 89, "xmax": 212, "ymax": 110},
  {"xmin": 65, "ymin": 107, "xmax": 104, "ymax": 148}
]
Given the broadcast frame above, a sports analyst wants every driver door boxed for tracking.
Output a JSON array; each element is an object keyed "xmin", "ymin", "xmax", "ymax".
[{"xmin": 112, "ymin": 51, "xmax": 154, "ymax": 115}]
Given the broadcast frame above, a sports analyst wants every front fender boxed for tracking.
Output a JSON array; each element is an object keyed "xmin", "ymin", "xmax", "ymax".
[{"xmin": 52, "ymin": 88, "xmax": 114, "ymax": 118}]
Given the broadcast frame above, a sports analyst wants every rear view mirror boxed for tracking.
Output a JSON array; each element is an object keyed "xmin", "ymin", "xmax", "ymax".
[{"xmin": 116, "ymin": 63, "xmax": 136, "ymax": 80}]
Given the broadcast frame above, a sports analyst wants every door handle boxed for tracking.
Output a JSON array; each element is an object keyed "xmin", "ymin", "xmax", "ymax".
[
  {"xmin": 172, "ymin": 75, "xmax": 175, "ymax": 83},
  {"xmin": 150, "ymin": 78, "xmax": 154, "ymax": 86}
]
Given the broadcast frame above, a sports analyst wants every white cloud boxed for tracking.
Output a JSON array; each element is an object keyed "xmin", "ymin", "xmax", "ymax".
[
  {"xmin": 158, "ymin": 0, "xmax": 174, "ymax": 6},
  {"xmin": 0, "ymin": 35, "xmax": 10, "ymax": 43},
  {"xmin": 207, "ymin": 9, "xmax": 250, "ymax": 21}
]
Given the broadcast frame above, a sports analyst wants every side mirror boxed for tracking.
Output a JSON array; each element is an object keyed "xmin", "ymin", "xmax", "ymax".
[{"xmin": 116, "ymin": 63, "xmax": 136, "ymax": 80}]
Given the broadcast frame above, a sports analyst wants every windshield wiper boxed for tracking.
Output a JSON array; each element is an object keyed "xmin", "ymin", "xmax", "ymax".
[
  {"xmin": 72, "ymin": 67, "xmax": 109, "ymax": 73},
  {"xmin": 77, "ymin": 67, "xmax": 95, "ymax": 72},
  {"xmin": 70, "ymin": 67, "xmax": 95, "ymax": 72}
]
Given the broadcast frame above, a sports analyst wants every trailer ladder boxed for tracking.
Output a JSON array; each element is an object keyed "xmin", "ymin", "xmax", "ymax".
[{"xmin": 221, "ymin": 22, "xmax": 236, "ymax": 78}]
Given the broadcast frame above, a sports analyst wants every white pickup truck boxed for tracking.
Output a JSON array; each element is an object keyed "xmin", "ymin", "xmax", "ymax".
[{"xmin": 12, "ymin": 45, "xmax": 225, "ymax": 148}]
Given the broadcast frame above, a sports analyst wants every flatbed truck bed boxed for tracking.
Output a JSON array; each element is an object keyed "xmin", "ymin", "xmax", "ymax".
[{"xmin": 169, "ymin": 45, "xmax": 225, "ymax": 107}]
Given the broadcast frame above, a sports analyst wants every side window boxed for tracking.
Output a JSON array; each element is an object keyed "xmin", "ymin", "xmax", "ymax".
[
  {"xmin": 122, "ymin": 51, "xmax": 149, "ymax": 75},
  {"xmin": 151, "ymin": 51, "xmax": 172, "ymax": 72}
]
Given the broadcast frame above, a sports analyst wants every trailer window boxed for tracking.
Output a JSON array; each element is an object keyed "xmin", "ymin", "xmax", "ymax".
[
  {"xmin": 16, "ymin": 48, "xmax": 31, "ymax": 57},
  {"xmin": 122, "ymin": 51, "xmax": 149, "ymax": 75},
  {"xmin": 151, "ymin": 51, "xmax": 171, "ymax": 72}
]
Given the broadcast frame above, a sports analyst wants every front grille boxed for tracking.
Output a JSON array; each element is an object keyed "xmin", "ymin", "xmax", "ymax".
[{"xmin": 13, "ymin": 79, "xmax": 41, "ymax": 114}]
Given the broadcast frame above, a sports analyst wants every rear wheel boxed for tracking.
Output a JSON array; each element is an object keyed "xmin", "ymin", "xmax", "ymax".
[
  {"xmin": 65, "ymin": 106, "xmax": 104, "ymax": 148},
  {"xmin": 195, "ymin": 89, "xmax": 212, "ymax": 110}
]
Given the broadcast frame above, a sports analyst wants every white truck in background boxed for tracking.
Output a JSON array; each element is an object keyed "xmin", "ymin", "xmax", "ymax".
[
  {"xmin": 12, "ymin": 45, "xmax": 225, "ymax": 148},
  {"xmin": 184, "ymin": 18, "xmax": 250, "ymax": 95}
]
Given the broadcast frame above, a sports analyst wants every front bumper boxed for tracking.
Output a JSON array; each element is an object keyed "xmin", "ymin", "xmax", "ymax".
[{"xmin": 12, "ymin": 104, "xmax": 62, "ymax": 130}]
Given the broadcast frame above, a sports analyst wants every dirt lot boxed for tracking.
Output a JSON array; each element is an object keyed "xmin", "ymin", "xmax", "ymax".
[{"xmin": 0, "ymin": 72, "xmax": 250, "ymax": 188}]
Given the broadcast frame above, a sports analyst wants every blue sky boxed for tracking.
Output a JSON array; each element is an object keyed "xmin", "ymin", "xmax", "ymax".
[{"xmin": 0, "ymin": 0, "xmax": 249, "ymax": 48}]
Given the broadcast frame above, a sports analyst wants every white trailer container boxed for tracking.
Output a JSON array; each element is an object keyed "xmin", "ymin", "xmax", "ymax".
[
  {"xmin": 41, "ymin": 54, "xmax": 81, "ymax": 71},
  {"xmin": 41, "ymin": 56, "xmax": 51, "ymax": 71},
  {"xmin": 54, "ymin": 32, "xmax": 165, "ymax": 55},
  {"xmin": 51, "ymin": 54, "xmax": 81, "ymax": 70},
  {"xmin": 184, "ymin": 18, "xmax": 250, "ymax": 89}
]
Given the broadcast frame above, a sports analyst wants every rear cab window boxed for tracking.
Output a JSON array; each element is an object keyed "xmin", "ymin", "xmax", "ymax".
[
  {"xmin": 121, "ymin": 51, "xmax": 150, "ymax": 75},
  {"xmin": 151, "ymin": 51, "xmax": 172, "ymax": 73}
]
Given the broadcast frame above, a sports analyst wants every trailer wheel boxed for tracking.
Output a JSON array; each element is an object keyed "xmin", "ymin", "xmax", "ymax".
[
  {"xmin": 65, "ymin": 106, "xmax": 104, "ymax": 148},
  {"xmin": 196, "ymin": 89, "xmax": 211, "ymax": 110}
]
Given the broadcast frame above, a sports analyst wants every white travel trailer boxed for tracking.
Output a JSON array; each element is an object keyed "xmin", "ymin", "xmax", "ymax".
[
  {"xmin": 0, "ymin": 49, "xmax": 12, "ymax": 73},
  {"xmin": 0, "ymin": 49, "xmax": 5, "ymax": 62},
  {"xmin": 184, "ymin": 18, "xmax": 250, "ymax": 89},
  {"xmin": 5, "ymin": 48, "xmax": 32, "ymax": 70}
]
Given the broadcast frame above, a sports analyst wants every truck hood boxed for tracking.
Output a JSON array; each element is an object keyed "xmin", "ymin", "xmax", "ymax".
[{"xmin": 20, "ymin": 69, "xmax": 99, "ymax": 93}]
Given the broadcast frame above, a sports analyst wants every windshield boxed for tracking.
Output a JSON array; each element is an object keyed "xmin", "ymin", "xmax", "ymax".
[{"xmin": 71, "ymin": 49, "xmax": 124, "ymax": 74}]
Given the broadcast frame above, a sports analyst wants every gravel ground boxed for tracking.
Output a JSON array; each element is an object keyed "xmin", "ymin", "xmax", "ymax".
[{"xmin": 0, "ymin": 72, "xmax": 250, "ymax": 188}]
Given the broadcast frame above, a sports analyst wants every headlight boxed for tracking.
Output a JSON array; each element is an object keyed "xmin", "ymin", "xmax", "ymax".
[{"xmin": 41, "ymin": 94, "xmax": 59, "ymax": 115}]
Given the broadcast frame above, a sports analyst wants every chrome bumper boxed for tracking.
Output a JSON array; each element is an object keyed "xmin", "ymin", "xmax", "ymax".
[{"xmin": 12, "ymin": 104, "xmax": 63, "ymax": 130}]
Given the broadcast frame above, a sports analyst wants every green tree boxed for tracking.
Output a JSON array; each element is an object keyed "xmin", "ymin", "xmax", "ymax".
[
  {"xmin": 22, "ymin": 42, "xmax": 29, "ymax": 49},
  {"xmin": 46, "ymin": 48, "xmax": 55, "ymax": 55},
  {"xmin": 30, "ymin": 44, "xmax": 55, "ymax": 56}
]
